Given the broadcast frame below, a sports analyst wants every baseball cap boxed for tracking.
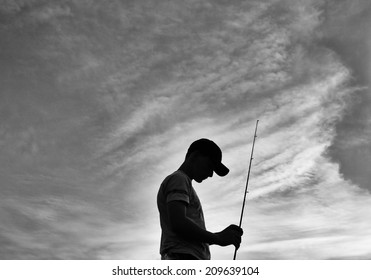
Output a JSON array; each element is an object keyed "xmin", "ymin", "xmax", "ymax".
[{"xmin": 187, "ymin": 138, "xmax": 229, "ymax": 176}]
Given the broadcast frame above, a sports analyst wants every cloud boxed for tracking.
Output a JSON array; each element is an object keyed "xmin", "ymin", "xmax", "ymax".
[
  {"xmin": 1, "ymin": 0, "xmax": 370, "ymax": 260},
  {"xmin": 0, "ymin": 0, "xmax": 37, "ymax": 14},
  {"xmin": 31, "ymin": 4, "xmax": 72, "ymax": 22},
  {"xmin": 318, "ymin": 0, "xmax": 371, "ymax": 192}
]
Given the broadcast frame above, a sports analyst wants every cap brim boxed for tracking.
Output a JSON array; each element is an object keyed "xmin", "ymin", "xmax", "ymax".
[{"xmin": 214, "ymin": 162, "xmax": 229, "ymax": 177}]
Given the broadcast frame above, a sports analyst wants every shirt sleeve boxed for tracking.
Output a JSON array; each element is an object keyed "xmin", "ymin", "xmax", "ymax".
[{"xmin": 164, "ymin": 173, "xmax": 190, "ymax": 205}]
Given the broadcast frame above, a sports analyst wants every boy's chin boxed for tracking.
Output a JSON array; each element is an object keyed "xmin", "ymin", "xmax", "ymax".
[{"xmin": 194, "ymin": 178, "xmax": 203, "ymax": 183}]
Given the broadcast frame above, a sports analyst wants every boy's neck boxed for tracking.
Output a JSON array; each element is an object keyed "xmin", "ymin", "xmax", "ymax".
[{"xmin": 178, "ymin": 161, "xmax": 193, "ymax": 181}]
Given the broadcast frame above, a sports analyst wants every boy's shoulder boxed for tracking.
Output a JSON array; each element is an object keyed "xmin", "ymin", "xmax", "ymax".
[{"xmin": 164, "ymin": 170, "xmax": 190, "ymax": 183}]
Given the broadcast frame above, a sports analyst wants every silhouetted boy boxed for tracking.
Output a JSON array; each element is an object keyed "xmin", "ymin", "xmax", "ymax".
[{"xmin": 157, "ymin": 138, "xmax": 243, "ymax": 260}]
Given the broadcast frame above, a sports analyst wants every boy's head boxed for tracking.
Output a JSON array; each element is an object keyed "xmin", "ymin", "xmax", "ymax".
[{"xmin": 185, "ymin": 139, "xmax": 229, "ymax": 181}]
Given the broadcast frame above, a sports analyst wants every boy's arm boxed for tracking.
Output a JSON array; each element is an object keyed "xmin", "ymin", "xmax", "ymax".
[{"xmin": 167, "ymin": 200, "xmax": 242, "ymax": 247}]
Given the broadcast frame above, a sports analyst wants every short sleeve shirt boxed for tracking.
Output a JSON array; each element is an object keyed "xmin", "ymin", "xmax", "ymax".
[{"xmin": 157, "ymin": 170, "xmax": 210, "ymax": 260}]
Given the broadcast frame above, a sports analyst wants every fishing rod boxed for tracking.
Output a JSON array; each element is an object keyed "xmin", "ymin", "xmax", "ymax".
[{"xmin": 233, "ymin": 119, "xmax": 259, "ymax": 260}]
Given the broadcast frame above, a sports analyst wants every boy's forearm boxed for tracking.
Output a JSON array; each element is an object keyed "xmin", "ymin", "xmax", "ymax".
[{"xmin": 174, "ymin": 217, "xmax": 219, "ymax": 245}]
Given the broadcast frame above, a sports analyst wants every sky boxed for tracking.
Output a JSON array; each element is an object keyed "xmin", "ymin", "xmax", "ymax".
[{"xmin": 1, "ymin": 0, "xmax": 371, "ymax": 260}]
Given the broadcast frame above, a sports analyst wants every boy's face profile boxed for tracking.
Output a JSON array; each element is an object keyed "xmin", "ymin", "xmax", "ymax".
[{"xmin": 192, "ymin": 153, "xmax": 214, "ymax": 183}]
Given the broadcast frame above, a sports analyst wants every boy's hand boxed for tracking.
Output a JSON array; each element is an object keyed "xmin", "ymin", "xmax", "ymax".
[{"xmin": 215, "ymin": 224, "xmax": 243, "ymax": 249}]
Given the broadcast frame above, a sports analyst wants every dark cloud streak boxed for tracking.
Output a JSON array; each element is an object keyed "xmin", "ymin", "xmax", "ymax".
[{"xmin": 321, "ymin": 0, "xmax": 371, "ymax": 192}]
